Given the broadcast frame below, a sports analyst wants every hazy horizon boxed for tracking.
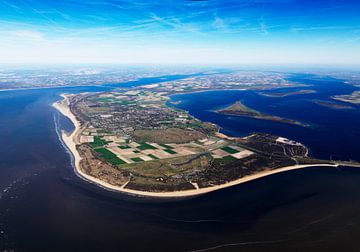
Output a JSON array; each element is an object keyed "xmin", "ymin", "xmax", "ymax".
[{"xmin": 0, "ymin": 0, "xmax": 359, "ymax": 65}]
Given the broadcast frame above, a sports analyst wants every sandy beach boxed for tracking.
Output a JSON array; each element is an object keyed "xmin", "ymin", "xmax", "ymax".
[{"xmin": 53, "ymin": 94, "xmax": 340, "ymax": 198}]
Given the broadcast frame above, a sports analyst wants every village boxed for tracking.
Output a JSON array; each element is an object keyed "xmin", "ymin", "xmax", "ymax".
[{"xmin": 73, "ymin": 91, "xmax": 255, "ymax": 167}]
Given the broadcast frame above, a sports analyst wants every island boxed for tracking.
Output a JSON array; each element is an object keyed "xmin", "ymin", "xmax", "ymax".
[
  {"xmin": 332, "ymin": 91, "xmax": 360, "ymax": 105},
  {"xmin": 216, "ymin": 101, "xmax": 307, "ymax": 127},
  {"xmin": 313, "ymin": 99, "xmax": 353, "ymax": 109},
  {"xmin": 259, "ymin": 89, "xmax": 316, "ymax": 97},
  {"xmin": 51, "ymin": 89, "xmax": 357, "ymax": 198}
]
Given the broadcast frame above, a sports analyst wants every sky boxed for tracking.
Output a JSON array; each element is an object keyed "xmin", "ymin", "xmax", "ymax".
[{"xmin": 0, "ymin": 0, "xmax": 360, "ymax": 65}]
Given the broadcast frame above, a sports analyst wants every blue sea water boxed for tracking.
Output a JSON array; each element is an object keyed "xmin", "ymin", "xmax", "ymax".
[{"xmin": 0, "ymin": 73, "xmax": 360, "ymax": 251}]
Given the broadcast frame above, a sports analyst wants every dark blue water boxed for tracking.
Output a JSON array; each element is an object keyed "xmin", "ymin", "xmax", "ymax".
[
  {"xmin": 1, "ymin": 74, "xmax": 360, "ymax": 251},
  {"xmin": 170, "ymin": 76, "xmax": 360, "ymax": 161}
]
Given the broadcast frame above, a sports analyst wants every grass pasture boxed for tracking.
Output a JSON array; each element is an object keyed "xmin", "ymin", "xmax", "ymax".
[
  {"xmin": 91, "ymin": 136, "xmax": 109, "ymax": 148},
  {"xmin": 221, "ymin": 146, "xmax": 239, "ymax": 154},
  {"xmin": 95, "ymin": 148, "xmax": 126, "ymax": 165}
]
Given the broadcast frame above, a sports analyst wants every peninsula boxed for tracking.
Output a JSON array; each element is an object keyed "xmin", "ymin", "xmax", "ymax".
[
  {"xmin": 216, "ymin": 101, "xmax": 307, "ymax": 127},
  {"xmin": 52, "ymin": 90, "xmax": 347, "ymax": 198}
]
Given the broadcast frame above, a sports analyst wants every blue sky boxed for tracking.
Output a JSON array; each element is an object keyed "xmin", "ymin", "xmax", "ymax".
[{"xmin": 0, "ymin": 0, "xmax": 359, "ymax": 64}]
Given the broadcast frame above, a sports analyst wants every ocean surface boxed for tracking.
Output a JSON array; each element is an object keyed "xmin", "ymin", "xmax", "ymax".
[{"xmin": 0, "ymin": 73, "xmax": 360, "ymax": 251}]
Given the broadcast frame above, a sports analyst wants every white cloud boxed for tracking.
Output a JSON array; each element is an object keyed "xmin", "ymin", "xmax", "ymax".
[{"xmin": 9, "ymin": 30, "xmax": 46, "ymax": 42}]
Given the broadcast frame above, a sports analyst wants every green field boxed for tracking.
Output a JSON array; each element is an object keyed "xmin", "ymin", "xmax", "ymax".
[
  {"xmin": 164, "ymin": 149, "xmax": 177, "ymax": 154},
  {"xmin": 95, "ymin": 148, "xmax": 126, "ymax": 165},
  {"xmin": 119, "ymin": 145, "xmax": 131, "ymax": 149},
  {"xmin": 95, "ymin": 97, "xmax": 136, "ymax": 106},
  {"xmin": 158, "ymin": 143, "xmax": 174, "ymax": 149},
  {"xmin": 131, "ymin": 157, "xmax": 144, "ymax": 162},
  {"xmin": 212, "ymin": 155, "xmax": 238, "ymax": 166},
  {"xmin": 119, "ymin": 154, "xmax": 202, "ymax": 177},
  {"xmin": 221, "ymin": 146, "xmax": 239, "ymax": 154},
  {"xmin": 148, "ymin": 154, "xmax": 159, "ymax": 160},
  {"xmin": 91, "ymin": 136, "xmax": 109, "ymax": 148},
  {"xmin": 137, "ymin": 143, "xmax": 157, "ymax": 150}
]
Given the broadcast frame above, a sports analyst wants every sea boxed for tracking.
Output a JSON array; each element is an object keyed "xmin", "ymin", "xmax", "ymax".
[{"xmin": 0, "ymin": 73, "xmax": 360, "ymax": 251}]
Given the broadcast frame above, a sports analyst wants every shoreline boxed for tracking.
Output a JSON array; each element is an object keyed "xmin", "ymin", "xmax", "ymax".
[{"xmin": 53, "ymin": 94, "xmax": 340, "ymax": 198}]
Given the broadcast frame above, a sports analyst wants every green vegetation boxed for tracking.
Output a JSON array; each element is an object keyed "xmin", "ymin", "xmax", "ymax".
[
  {"xmin": 220, "ymin": 101, "xmax": 258, "ymax": 114},
  {"xmin": 131, "ymin": 157, "xmax": 144, "ymax": 162},
  {"xmin": 134, "ymin": 128, "xmax": 206, "ymax": 144},
  {"xmin": 95, "ymin": 148, "xmax": 126, "ymax": 165},
  {"xmin": 221, "ymin": 146, "xmax": 239, "ymax": 154},
  {"xmin": 91, "ymin": 136, "xmax": 109, "ymax": 148},
  {"xmin": 119, "ymin": 154, "xmax": 204, "ymax": 177},
  {"xmin": 95, "ymin": 97, "xmax": 136, "ymax": 106},
  {"xmin": 212, "ymin": 155, "xmax": 238, "ymax": 166},
  {"xmin": 221, "ymin": 155, "xmax": 238, "ymax": 162},
  {"xmin": 164, "ymin": 149, "xmax": 177, "ymax": 154},
  {"xmin": 137, "ymin": 143, "xmax": 157, "ymax": 150},
  {"xmin": 71, "ymin": 92, "xmax": 325, "ymax": 193},
  {"xmin": 119, "ymin": 145, "xmax": 131, "ymax": 149},
  {"xmin": 186, "ymin": 121, "xmax": 203, "ymax": 129},
  {"xmin": 97, "ymin": 129, "xmax": 110, "ymax": 134},
  {"xmin": 148, "ymin": 154, "xmax": 159, "ymax": 160},
  {"xmin": 94, "ymin": 97, "xmax": 113, "ymax": 103},
  {"xmin": 158, "ymin": 143, "xmax": 174, "ymax": 149},
  {"xmin": 186, "ymin": 120, "xmax": 218, "ymax": 133}
]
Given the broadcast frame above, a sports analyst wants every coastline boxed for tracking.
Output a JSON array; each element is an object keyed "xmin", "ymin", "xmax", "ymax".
[{"xmin": 53, "ymin": 94, "xmax": 340, "ymax": 198}]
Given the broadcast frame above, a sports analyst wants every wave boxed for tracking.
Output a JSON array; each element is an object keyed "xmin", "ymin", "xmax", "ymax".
[{"xmin": 53, "ymin": 111, "xmax": 76, "ymax": 171}]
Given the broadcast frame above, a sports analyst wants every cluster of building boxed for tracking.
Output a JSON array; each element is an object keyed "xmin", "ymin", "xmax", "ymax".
[
  {"xmin": 78, "ymin": 91, "xmax": 191, "ymax": 138},
  {"xmin": 141, "ymin": 71, "xmax": 300, "ymax": 93},
  {"xmin": 0, "ymin": 66, "xmax": 204, "ymax": 91}
]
